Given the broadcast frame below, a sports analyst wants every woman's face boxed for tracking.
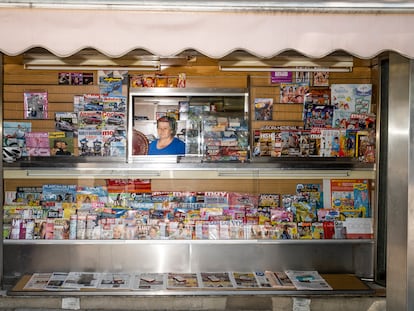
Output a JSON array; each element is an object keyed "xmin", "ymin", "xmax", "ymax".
[{"xmin": 157, "ymin": 121, "xmax": 172, "ymax": 139}]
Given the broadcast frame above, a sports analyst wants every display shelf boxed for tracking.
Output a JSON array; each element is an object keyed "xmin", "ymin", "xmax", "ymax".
[{"xmin": 3, "ymin": 239, "xmax": 374, "ymax": 245}]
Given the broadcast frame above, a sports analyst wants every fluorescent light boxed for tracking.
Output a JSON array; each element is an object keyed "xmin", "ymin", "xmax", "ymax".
[
  {"xmin": 219, "ymin": 66, "xmax": 351, "ymax": 72},
  {"xmin": 24, "ymin": 65, "xmax": 160, "ymax": 71},
  {"xmin": 218, "ymin": 56, "xmax": 353, "ymax": 73}
]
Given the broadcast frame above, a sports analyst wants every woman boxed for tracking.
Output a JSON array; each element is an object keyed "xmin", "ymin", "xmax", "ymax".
[{"xmin": 148, "ymin": 116, "xmax": 185, "ymax": 155}]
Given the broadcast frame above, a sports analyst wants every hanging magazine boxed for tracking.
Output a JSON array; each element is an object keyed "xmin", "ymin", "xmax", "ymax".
[{"xmin": 24, "ymin": 91, "xmax": 48, "ymax": 119}]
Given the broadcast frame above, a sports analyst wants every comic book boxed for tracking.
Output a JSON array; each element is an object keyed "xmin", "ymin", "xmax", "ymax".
[
  {"xmin": 254, "ymin": 98, "xmax": 273, "ymax": 121},
  {"xmin": 49, "ymin": 131, "xmax": 74, "ymax": 156},
  {"xmin": 23, "ymin": 91, "xmax": 48, "ymax": 119},
  {"xmin": 199, "ymin": 272, "xmax": 234, "ymax": 289}
]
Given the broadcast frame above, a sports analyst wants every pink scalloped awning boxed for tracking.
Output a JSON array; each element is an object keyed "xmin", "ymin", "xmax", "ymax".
[{"xmin": 1, "ymin": 8, "xmax": 413, "ymax": 59}]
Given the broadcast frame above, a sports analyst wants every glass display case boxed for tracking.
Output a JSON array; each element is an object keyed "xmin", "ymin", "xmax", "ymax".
[{"xmin": 129, "ymin": 88, "xmax": 249, "ymax": 160}]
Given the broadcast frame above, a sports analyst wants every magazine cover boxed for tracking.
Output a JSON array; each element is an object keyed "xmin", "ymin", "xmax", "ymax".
[
  {"xmin": 313, "ymin": 71, "xmax": 329, "ymax": 86},
  {"xmin": 98, "ymin": 72, "xmax": 124, "ymax": 96},
  {"xmin": 55, "ymin": 112, "xmax": 78, "ymax": 135},
  {"xmin": 78, "ymin": 129, "xmax": 103, "ymax": 156},
  {"xmin": 254, "ymin": 98, "xmax": 273, "ymax": 120},
  {"xmin": 42, "ymin": 184, "xmax": 77, "ymax": 202},
  {"xmin": 331, "ymin": 84, "xmax": 372, "ymax": 113},
  {"xmin": 3, "ymin": 121, "xmax": 32, "ymax": 156},
  {"xmin": 49, "ymin": 131, "xmax": 74, "ymax": 156},
  {"xmin": 132, "ymin": 273, "xmax": 167, "ymax": 290},
  {"xmin": 303, "ymin": 103, "xmax": 334, "ymax": 129},
  {"xmin": 23, "ymin": 91, "xmax": 48, "ymax": 119},
  {"xmin": 331, "ymin": 179, "xmax": 370, "ymax": 217},
  {"xmin": 78, "ymin": 111, "xmax": 103, "ymax": 129},
  {"xmin": 25, "ymin": 132, "xmax": 50, "ymax": 157},
  {"xmin": 75, "ymin": 94, "xmax": 102, "ymax": 112},
  {"xmin": 280, "ymin": 82, "xmax": 309, "ymax": 104},
  {"xmin": 102, "ymin": 95, "xmax": 126, "ymax": 112},
  {"xmin": 199, "ymin": 272, "xmax": 234, "ymax": 289}
]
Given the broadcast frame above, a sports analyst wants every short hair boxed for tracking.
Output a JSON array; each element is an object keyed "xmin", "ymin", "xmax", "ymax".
[{"xmin": 157, "ymin": 116, "xmax": 177, "ymax": 136}]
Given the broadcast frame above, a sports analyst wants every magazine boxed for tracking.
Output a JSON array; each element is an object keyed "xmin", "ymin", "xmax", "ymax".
[
  {"xmin": 3, "ymin": 121, "xmax": 32, "ymax": 155},
  {"xmin": 77, "ymin": 129, "xmax": 103, "ymax": 156},
  {"xmin": 331, "ymin": 84, "xmax": 372, "ymax": 113},
  {"xmin": 284, "ymin": 270, "xmax": 332, "ymax": 290},
  {"xmin": 42, "ymin": 184, "xmax": 77, "ymax": 203},
  {"xmin": 49, "ymin": 131, "xmax": 74, "ymax": 156},
  {"xmin": 132, "ymin": 273, "xmax": 167, "ymax": 290},
  {"xmin": 280, "ymin": 82, "xmax": 309, "ymax": 104},
  {"xmin": 23, "ymin": 91, "xmax": 48, "ymax": 119},
  {"xmin": 54, "ymin": 112, "xmax": 78, "ymax": 136},
  {"xmin": 254, "ymin": 98, "xmax": 273, "ymax": 121},
  {"xmin": 25, "ymin": 132, "xmax": 50, "ymax": 157}
]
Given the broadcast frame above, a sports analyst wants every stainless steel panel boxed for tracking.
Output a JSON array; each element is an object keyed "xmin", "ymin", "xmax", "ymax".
[
  {"xmin": 387, "ymin": 53, "xmax": 412, "ymax": 311},
  {"xmin": 3, "ymin": 241, "xmax": 373, "ymax": 280}
]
